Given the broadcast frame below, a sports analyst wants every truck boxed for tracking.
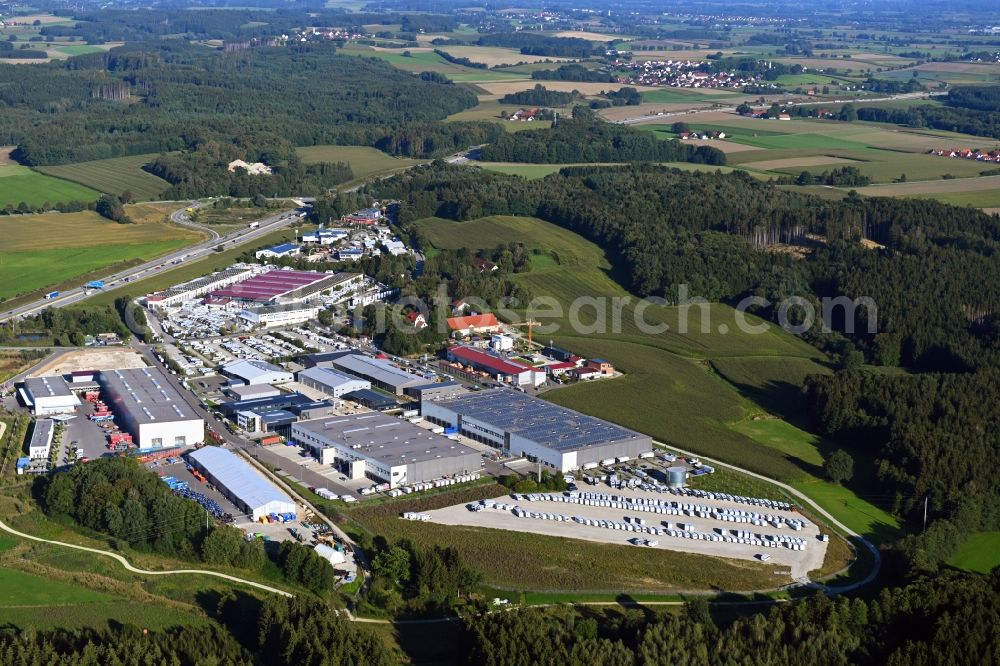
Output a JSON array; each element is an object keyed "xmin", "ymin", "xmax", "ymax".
[
  {"xmin": 248, "ymin": 221, "xmax": 259, "ymax": 229},
  {"xmin": 44, "ymin": 291, "xmax": 59, "ymax": 300},
  {"xmin": 85, "ymin": 280, "xmax": 105, "ymax": 290}
]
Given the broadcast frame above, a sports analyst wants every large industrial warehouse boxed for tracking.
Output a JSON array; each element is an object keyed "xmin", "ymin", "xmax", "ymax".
[
  {"xmin": 187, "ymin": 446, "xmax": 296, "ymax": 520},
  {"xmin": 324, "ymin": 353, "xmax": 428, "ymax": 395},
  {"xmin": 422, "ymin": 389, "xmax": 652, "ymax": 472},
  {"xmin": 98, "ymin": 368, "xmax": 204, "ymax": 449},
  {"xmin": 291, "ymin": 413, "xmax": 480, "ymax": 488}
]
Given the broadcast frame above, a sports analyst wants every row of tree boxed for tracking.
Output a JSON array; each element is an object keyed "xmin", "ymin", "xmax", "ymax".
[
  {"xmin": 460, "ymin": 570, "xmax": 1000, "ymax": 665},
  {"xmin": 370, "ymin": 162, "xmax": 1000, "ymax": 370},
  {"xmin": 478, "ymin": 114, "xmax": 727, "ymax": 165}
]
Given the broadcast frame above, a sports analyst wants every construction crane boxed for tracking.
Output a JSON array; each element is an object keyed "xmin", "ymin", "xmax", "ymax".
[{"xmin": 510, "ymin": 319, "xmax": 541, "ymax": 346}]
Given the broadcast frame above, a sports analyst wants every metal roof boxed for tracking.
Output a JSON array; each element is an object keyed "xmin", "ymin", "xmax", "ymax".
[
  {"xmin": 298, "ymin": 366, "xmax": 370, "ymax": 391},
  {"xmin": 427, "ymin": 389, "xmax": 647, "ymax": 453},
  {"xmin": 24, "ymin": 376, "xmax": 74, "ymax": 398},
  {"xmin": 98, "ymin": 368, "xmax": 199, "ymax": 425},
  {"xmin": 329, "ymin": 354, "xmax": 426, "ymax": 390},
  {"xmin": 188, "ymin": 446, "xmax": 294, "ymax": 511},
  {"xmin": 222, "ymin": 359, "xmax": 291, "ymax": 383},
  {"xmin": 28, "ymin": 419, "xmax": 54, "ymax": 449},
  {"xmin": 293, "ymin": 413, "xmax": 478, "ymax": 466}
]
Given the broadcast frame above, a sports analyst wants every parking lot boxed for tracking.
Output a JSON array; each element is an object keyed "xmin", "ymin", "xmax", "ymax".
[{"xmin": 427, "ymin": 485, "xmax": 827, "ymax": 580}]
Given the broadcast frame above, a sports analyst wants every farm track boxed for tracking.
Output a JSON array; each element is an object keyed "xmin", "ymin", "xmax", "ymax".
[{"xmin": 0, "ymin": 519, "xmax": 294, "ymax": 598}]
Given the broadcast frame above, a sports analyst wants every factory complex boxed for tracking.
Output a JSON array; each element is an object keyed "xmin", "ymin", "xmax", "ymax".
[
  {"xmin": 291, "ymin": 412, "xmax": 480, "ymax": 489},
  {"xmin": 422, "ymin": 389, "xmax": 652, "ymax": 473}
]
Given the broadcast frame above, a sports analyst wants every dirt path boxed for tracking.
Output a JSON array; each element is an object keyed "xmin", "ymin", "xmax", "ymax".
[{"xmin": 0, "ymin": 519, "xmax": 293, "ymax": 598}]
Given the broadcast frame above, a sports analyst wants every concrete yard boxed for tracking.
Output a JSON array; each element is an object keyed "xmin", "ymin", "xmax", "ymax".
[
  {"xmin": 426, "ymin": 486, "xmax": 828, "ymax": 581},
  {"xmin": 28, "ymin": 348, "xmax": 148, "ymax": 377}
]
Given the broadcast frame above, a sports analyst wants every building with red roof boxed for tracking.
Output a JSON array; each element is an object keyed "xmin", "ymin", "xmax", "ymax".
[
  {"xmin": 447, "ymin": 346, "xmax": 545, "ymax": 387},
  {"xmin": 446, "ymin": 313, "xmax": 501, "ymax": 337}
]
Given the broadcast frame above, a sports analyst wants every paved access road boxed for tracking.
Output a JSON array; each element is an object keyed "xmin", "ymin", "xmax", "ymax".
[{"xmin": 0, "ymin": 203, "xmax": 306, "ymax": 324}]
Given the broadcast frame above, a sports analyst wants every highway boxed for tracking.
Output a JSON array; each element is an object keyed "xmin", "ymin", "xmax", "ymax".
[{"xmin": 0, "ymin": 203, "xmax": 307, "ymax": 324}]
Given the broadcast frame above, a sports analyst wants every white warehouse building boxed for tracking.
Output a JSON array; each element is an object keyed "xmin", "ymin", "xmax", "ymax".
[
  {"xmin": 422, "ymin": 389, "xmax": 652, "ymax": 473},
  {"xmin": 292, "ymin": 413, "xmax": 480, "ymax": 489},
  {"xmin": 27, "ymin": 419, "xmax": 55, "ymax": 459},
  {"xmin": 237, "ymin": 303, "xmax": 321, "ymax": 329},
  {"xmin": 22, "ymin": 376, "xmax": 81, "ymax": 416},
  {"xmin": 222, "ymin": 360, "xmax": 293, "ymax": 386},
  {"xmin": 297, "ymin": 366, "xmax": 371, "ymax": 398},
  {"xmin": 187, "ymin": 446, "xmax": 296, "ymax": 521},
  {"xmin": 98, "ymin": 368, "xmax": 205, "ymax": 449}
]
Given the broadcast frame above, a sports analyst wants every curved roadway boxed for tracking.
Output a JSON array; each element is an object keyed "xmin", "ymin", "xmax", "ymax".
[
  {"xmin": 0, "ymin": 518, "xmax": 292, "ymax": 597},
  {"xmin": 651, "ymin": 440, "xmax": 881, "ymax": 594}
]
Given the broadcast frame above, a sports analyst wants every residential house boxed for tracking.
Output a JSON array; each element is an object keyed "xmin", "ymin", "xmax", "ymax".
[{"xmin": 447, "ymin": 313, "xmax": 501, "ymax": 337}]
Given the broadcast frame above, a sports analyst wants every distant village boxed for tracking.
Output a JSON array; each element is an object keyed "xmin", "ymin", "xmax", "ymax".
[
  {"xmin": 613, "ymin": 59, "xmax": 769, "ymax": 89},
  {"xmin": 929, "ymin": 147, "xmax": 1000, "ymax": 162}
]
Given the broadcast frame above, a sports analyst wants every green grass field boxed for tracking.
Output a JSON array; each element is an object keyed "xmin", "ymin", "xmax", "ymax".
[
  {"xmin": 0, "ymin": 210, "xmax": 202, "ymax": 300},
  {"xmin": 51, "ymin": 44, "xmax": 107, "ymax": 56},
  {"xmin": 35, "ymin": 154, "xmax": 172, "ymax": 201},
  {"xmin": 0, "ymin": 165, "xmax": 99, "ymax": 208},
  {"xmin": 295, "ymin": 145, "xmax": 423, "ymax": 179},
  {"xmin": 0, "ymin": 567, "xmax": 114, "ymax": 606},
  {"xmin": 948, "ymin": 532, "xmax": 1000, "ymax": 574}
]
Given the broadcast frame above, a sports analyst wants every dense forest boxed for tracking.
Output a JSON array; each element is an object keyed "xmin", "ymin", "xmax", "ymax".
[
  {"xmin": 500, "ymin": 84, "xmax": 579, "ymax": 106},
  {"xmin": 532, "ymin": 63, "xmax": 616, "ymax": 82},
  {"xmin": 478, "ymin": 116, "xmax": 727, "ymax": 164},
  {"xmin": 0, "ymin": 41, "xmax": 480, "ymax": 169},
  {"xmin": 855, "ymin": 85, "xmax": 1000, "ymax": 139},
  {"xmin": 371, "ymin": 162, "xmax": 1000, "ymax": 369},
  {"xmin": 461, "ymin": 571, "xmax": 1000, "ymax": 666},
  {"xmin": 805, "ymin": 369, "xmax": 1000, "ymax": 569},
  {"xmin": 476, "ymin": 32, "xmax": 602, "ymax": 58}
]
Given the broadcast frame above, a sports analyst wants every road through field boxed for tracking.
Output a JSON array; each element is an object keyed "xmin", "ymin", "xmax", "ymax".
[{"xmin": 0, "ymin": 519, "xmax": 293, "ymax": 597}]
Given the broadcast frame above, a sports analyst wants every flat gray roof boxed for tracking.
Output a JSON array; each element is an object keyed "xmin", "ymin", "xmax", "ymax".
[
  {"xmin": 98, "ymin": 367, "xmax": 199, "ymax": 425},
  {"xmin": 29, "ymin": 419, "xmax": 54, "ymax": 448},
  {"xmin": 188, "ymin": 446, "xmax": 294, "ymax": 511},
  {"xmin": 25, "ymin": 376, "xmax": 74, "ymax": 398},
  {"xmin": 427, "ymin": 389, "xmax": 648, "ymax": 453},
  {"xmin": 330, "ymin": 354, "xmax": 427, "ymax": 390},
  {"xmin": 298, "ymin": 366, "xmax": 368, "ymax": 389},
  {"xmin": 293, "ymin": 413, "xmax": 478, "ymax": 466},
  {"xmin": 223, "ymin": 359, "xmax": 290, "ymax": 382}
]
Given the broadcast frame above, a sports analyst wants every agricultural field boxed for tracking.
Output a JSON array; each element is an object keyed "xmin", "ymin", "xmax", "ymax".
[
  {"xmin": 295, "ymin": 145, "xmax": 423, "ymax": 179},
  {"xmin": 35, "ymin": 153, "xmax": 171, "ymax": 201},
  {"xmin": 0, "ymin": 165, "xmax": 99, "ymax": 208},
  {"xmin": 337, "ymin": 45, "xmax": 529, "ymax": 83},
  {"xmin": 948, "ymin": 532, "xmax": 1000, "ymax": 574},
  {"xmin": 850, "ymin": 175, "xmax": 1000, "ymax": 208},
  {"xmin": 0, "ymin": 210, "xmax": 202, "ymax": 301},
  {"xmin": 348, "ymin": 484, "xmax": 786, "ymax": 593},
  {"xmin": 436, "ymin": 45, "xmax": 574, "ymax": 66},
  {"xmin": 637, "ymin": 112, "xmax": 1000, "ymax": 186}
]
